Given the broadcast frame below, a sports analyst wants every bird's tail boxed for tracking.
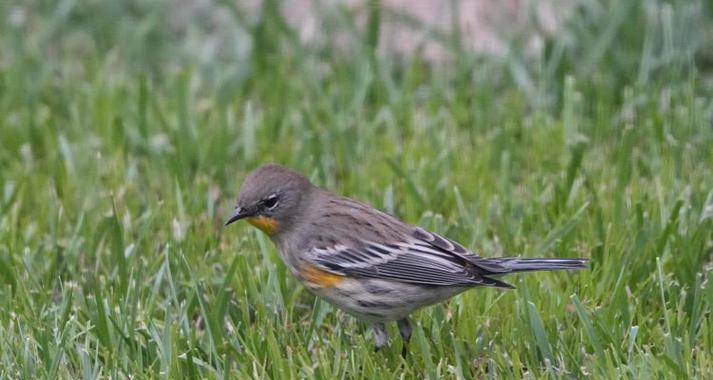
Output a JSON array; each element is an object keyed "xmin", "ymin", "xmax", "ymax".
[
  {"xmin": 480, "ymin": 257, "xmax": 589, "ymax": 273},
  {"xmin": 467, "ymin": 257, "xmax": 587, "ymax": 289}
]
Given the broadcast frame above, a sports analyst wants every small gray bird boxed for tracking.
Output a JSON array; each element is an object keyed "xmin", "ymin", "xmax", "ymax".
[{"xmin": 224, "ymin": 164, "xmax": 587, "ymax": 353}]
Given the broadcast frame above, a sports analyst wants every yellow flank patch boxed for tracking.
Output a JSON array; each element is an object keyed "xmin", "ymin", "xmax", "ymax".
[
  {"xmin": 246, "ymin": 216, "xmax": 279, "ymax": 235},
  {"xmin": 301, "ymin": 264, "xmax": 344, "ymax": 288}
]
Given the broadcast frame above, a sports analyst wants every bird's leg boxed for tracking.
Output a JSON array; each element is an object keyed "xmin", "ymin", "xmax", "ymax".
[
  {"xmin": 372, "ymin": 322, "xmax": 389, "ymax": 352},
  {"xmin": 397, "ymin": 318, "xmax": 412, "ymax": 357}
]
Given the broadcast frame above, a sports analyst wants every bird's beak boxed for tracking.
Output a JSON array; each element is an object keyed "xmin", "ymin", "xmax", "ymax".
[{"xmin": 224, "ymin": 207, "xmax": 250, "ymax": 226}]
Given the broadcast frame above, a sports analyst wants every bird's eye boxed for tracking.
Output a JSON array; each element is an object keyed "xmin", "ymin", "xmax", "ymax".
[{"xmin": 263, "ymin": 194, "xmax": 279, "ymax": 210}]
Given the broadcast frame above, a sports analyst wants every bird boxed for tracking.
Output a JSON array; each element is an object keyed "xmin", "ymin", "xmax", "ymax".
[{"xmin": 224, "ymin": 164, "xmax": 587, "ymax": 353}]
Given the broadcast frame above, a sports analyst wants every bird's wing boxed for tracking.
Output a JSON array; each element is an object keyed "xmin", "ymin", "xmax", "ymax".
[{"xmin": 307, "ymin": 227, "xmax": 513, "ymax": 288}]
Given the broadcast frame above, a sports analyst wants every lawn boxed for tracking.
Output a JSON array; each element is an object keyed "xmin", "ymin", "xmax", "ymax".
[{"xmin": 0, "ymin": 1, "xmax": 712, "ymax": 378}]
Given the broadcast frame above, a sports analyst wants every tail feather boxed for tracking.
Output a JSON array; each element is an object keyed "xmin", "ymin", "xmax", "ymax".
[
  {"xmin": 471, "ymin": 257, "xmax": 587, "ymax": 289},
  {"xmin": 485, "ymin": 257, "xmax": 589, "ymax": 273},
  {"xmin": 469, "ymin": 257, "xmax": 588, "ymax": 274}
]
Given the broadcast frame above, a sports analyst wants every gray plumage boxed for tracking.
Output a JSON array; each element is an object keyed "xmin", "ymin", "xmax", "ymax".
[{"xmin": 226, "ymin": 164, "xmax": 588, "ymax": 352}]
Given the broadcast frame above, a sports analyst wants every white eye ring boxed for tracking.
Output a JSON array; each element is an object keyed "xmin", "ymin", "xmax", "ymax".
[{"xmin": 264, "ymin": 194, "xmax": 279, "ymax": 210}]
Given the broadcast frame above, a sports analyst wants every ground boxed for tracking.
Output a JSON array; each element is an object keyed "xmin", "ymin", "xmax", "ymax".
[{"xmin": 0, "ymin": 1, "xmax": 712, "ymax": 378}]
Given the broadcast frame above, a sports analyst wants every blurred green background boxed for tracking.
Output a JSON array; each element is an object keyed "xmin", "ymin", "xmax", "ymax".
[{"xmin": 0, "ymin": 0, "xmax": 712, "ymax": 378}]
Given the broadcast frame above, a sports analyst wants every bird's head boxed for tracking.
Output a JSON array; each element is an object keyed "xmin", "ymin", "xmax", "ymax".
[{"xmin": 224, "ymin": 164, "xmax": 314, "ymax": 236}]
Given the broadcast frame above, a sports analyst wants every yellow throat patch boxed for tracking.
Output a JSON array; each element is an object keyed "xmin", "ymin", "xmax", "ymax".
[{"xmin": 246, "ymin": 216, "xmax": 279, "ymax": 235}]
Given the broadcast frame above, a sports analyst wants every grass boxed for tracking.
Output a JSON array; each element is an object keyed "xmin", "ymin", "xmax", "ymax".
[{"xmin": 1, "ymin": 0, "xmax": 712, "ymax": 378}]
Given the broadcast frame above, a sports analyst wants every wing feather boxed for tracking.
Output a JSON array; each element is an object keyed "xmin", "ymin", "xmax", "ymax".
[{"xmin": 308, "ymin": 228, "xmax": 513, "ymax": 287}]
